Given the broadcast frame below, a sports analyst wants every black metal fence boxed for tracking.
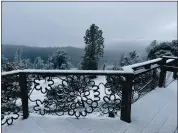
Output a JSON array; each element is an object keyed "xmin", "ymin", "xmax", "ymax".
[{"xmin": 1, "ymin": 56, "xmax": 178, "ymax": 126}]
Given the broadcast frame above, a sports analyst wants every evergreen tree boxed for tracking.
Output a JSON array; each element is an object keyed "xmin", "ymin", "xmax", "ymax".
[
  {"xmin": 50, "ymin": 49, "xmax": 69, "ymax": 69},
  {"xmin": 147, "ymin": 41, "xmax": 174, "ymax": 59},
  {"xmin": 129, "ymin": 51, "xmax": 141, "ymax": 64},
  {"xmin": 17, "ymin": 59, "xmax": 33, "ymax": 69},
  {"xmin": 81, "ymin": 24, "xmax": 104, "ymax": 70}
]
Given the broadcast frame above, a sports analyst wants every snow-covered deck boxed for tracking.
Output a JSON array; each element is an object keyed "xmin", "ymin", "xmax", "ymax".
[{"xmin": 2, "ymin": 80, "xmax": 177, "ymax": 133}]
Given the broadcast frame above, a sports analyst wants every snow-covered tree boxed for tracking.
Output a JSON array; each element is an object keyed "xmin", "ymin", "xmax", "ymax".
[
  {"xmin": 2, "ymin": 55, "xmax": 8, "ymax": 71},
  {"xmin": 146, "ymin": 40, "xmax": 158, "ymax": 54},
  {"xmin": 13, "ymin": 48, "xmax": 25, "ymax": 69},
  {"xmin": 170, "ymin": 40, "xmax": 178, "ymax": 57},
  {"xmin": 147, "ymin": 42, "xmax": 174, "ymax": 59},
  {"xmin": 22, "ymin": 59, "xmax": 33, "ymax": 69},
  {"xmin": 129, "ymin": 51, "xmax": 141, "ymax": 64},
  {"xmin": 50, "ymin": 49, "xmax": 69, "ymax": 69},
  {"xmin": 119, "ymin": 51, "xmax": 141, "ymax": 67},
  {"xmin": 33, "ymin": 57, "xmax": 45, "ymax": 69},
  {"xmin": 81, "ymin": 24, "xmax": 104, "ymax": 70},
  {"xmin": 14, "ymin": 48, "xmax": 23, "ymax": 64},
  {"xmin": 60, "ymin": 63, "xmax": 67, "ymax": 70},
  {"xmin": 44, "ymin": 57, "xmax": 54, "ymax": 70},
  {"xmin": 106, "ymin": 50, "xmax": 141, "ymax": 110},
  {"xmin": 67, "ymin": 62, "xmax": 75, "ymax": 70},
  {"xmin": 77, "ymin": 61, "xmax": 82, "ymax": 70},
  {"xmin": 2, "ymin": 62, "xmax": 18, "ymax": 71}
]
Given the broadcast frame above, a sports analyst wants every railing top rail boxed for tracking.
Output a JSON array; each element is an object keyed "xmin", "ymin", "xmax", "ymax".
[
  {"xmin": 166, "ymin": 59, "xmax": 176, "ymax": 63},
  {"xmin": 162, "ymin": 56, "xmax": 178, "ymax": 60},
  {"xmin": 2, "ymin": 69, "xmax": 133, "ymax": 76},
  {"xmin": 122, "ymin": 56, "xmax": 177, "ymax": 73},
  {"xmin": 122, "ymin": 58, "xmax": 162, "ymax": 72}
]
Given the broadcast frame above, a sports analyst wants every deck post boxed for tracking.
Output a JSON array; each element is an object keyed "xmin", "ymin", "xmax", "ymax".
[
  {"xmin": 159, "ymin": 58, "xmax": 167, "ymax": 88},
  {"xmin": 19, "ymin": 73, "xmax": 29, "ymax": 119},
  {"xmin": 120, "ymin": 74, "xmax": 133, "ymax": 123}
]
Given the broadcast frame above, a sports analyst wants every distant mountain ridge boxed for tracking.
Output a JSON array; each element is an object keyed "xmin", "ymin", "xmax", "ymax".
[{"xmin": 2, "ymin": 44, "xmax": 147, "ymax": 67}]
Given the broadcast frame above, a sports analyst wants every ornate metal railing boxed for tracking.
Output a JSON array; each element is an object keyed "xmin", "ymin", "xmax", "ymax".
[
  {"xmin": 28, "ymin": 74, "xmax": 125, "ymax": 117},
  {"xmin": 132, "ymin": 68, "xmax": 160, "ymax": 102},
  {"xmin": 2, "ymin": 70, "xmax": 133, "ymax": 125},
  {"xmin": 124, "ymin": 56, "xmax": 178, "ymax": 103},
  {"xmin": 131, "ymin": 60, "xmax": 161, "ymax": 102},
  {"xmin": 1, "ymin": 56, "xmax": 177, "ymax": 126},
  {"xmin": 1, "ymin": 73, "xmax": 22, "ymax": 125}
]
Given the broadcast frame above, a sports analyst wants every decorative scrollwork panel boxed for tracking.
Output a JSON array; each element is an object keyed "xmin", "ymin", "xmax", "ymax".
[
  {"xmin": 133, "ymin": 68, "xmax": 160, "ymax": 103},
  {"xmin": 28, "ymin": 74, "xmax": 125, "ymax": 118},
  {"xmin": 1, "ymin": 75, "xmax": 22, "ymax": 126}
]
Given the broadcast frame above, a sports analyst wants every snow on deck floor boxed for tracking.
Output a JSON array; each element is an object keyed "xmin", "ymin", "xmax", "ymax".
[{"xmin": 2, "ymin": 80, "xmax": 177, "ymax": 133}]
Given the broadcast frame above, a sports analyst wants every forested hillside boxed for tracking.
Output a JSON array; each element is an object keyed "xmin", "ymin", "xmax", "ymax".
[{"xmin": 2, "ymin": 44, "xmax": 129, "ymax": 67}]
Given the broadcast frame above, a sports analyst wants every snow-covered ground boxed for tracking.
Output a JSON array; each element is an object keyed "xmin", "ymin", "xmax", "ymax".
[{"xmin": 2, "ymin": 80, "xmax": 177, "ymax": 133}]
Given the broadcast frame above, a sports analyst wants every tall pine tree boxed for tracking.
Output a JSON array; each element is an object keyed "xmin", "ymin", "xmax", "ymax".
[{"xmin": 81, "ymin": 24, "xmax": 104, "ymax": 70}]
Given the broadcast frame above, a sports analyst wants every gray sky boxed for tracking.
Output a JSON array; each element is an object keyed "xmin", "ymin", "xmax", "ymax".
[{"xmin": 2, "ymin": 2, "xmax": 177, "ymax": 48}]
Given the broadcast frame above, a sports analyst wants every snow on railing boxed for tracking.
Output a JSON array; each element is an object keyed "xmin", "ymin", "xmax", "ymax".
[
  {"xmin": 1, "ymin": 70, "xmax": 22, "ymax": 76},
  {"xmin": 162, "ymin": 56, "xmax": 178, "ymax": 59},
  {"xmin": 122, "ymin": 58, "xmax": 162, "ymax": 71},
  {"xmin": 2, "ymin": 69, "xmax": 134, "ymax": 76},
  {"xmin": 122, "ymin": 57, "xmax": 177, "ymax": 73},
  {"xmin": 122, "ymin": 58, "xmax": 162, "ymax": 73}
]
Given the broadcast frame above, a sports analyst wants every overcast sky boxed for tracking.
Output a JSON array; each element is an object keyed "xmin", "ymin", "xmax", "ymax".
[{"xmin": 2, "ymin": 2, "xmax": 177, "ymax": 48}]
